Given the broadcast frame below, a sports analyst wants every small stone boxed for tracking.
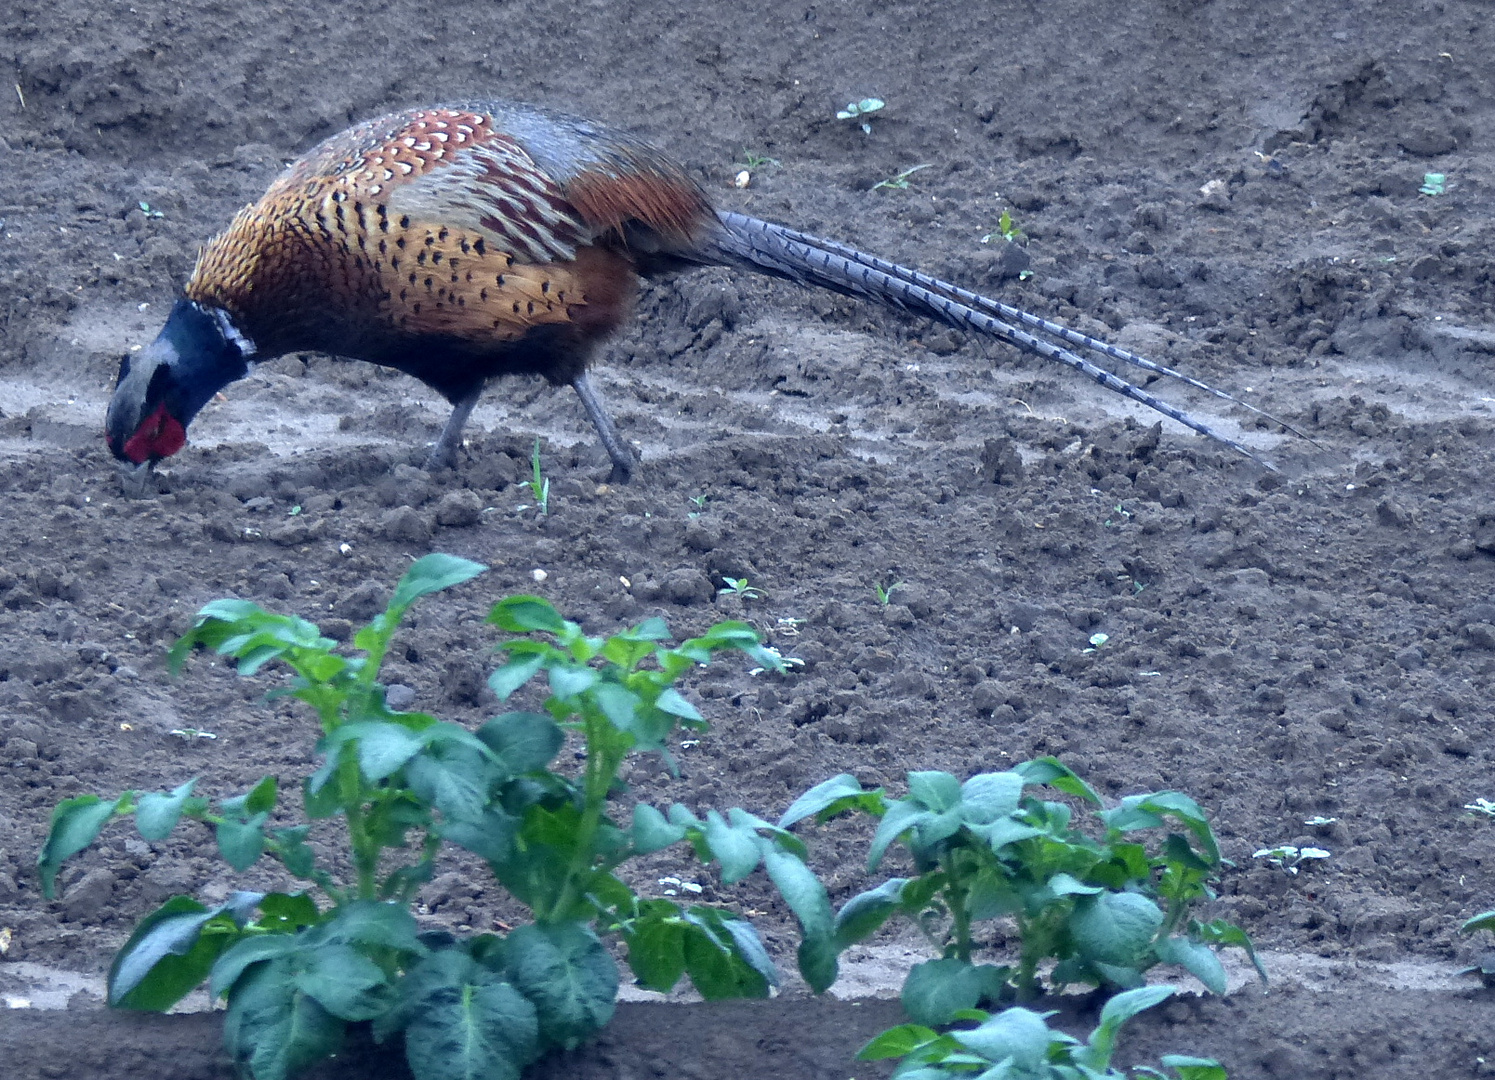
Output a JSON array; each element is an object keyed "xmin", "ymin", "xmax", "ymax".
[
  {"xmin": 434, "ymin": 489, "xmax": 483, "ymax": 527},
  {"xmin": 1394, "ymin": 646, "xmax": 1425, "ymax": 671},
  {"xmin": 1465, "ymin": 623, "xmax": 1495, "ymax": 650},
  {"xmin": 972, "ymin": 680, "xmax": 1008, "ymax": 715},
  {"xmin": 385, "ymin": 684, "xmax": 417, "ymax": 711},
  {"xmin": 60, "ymin": 868, "xmax": 115, "ymax": 922},
  {"xmin": 380, "ymin": 505, "xmax": 432, "ymax": 543},
  {"xmin": 663, "ymin": 568, "xmax": 714, "ymax": 606}
]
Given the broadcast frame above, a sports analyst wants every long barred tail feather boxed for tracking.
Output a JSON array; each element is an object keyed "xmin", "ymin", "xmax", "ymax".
[{"xmin": 710, "ymin": 211, "xmax": 1298, "ymax": 470}]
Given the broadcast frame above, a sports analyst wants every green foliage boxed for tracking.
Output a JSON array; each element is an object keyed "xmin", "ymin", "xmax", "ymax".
[
  {"xmin": 981, "ymin": 209, "xmax": 1026, "ymax": 244},
  {"xmin": 859, "ymin": 986, "xmax": 1227, "ymax": 1079},
  {"xmin": 783, "ymin": 758, "xmax": 1263, "ymax": 1014},
  {"xmin": 523, "ymin": 438, "xmax": 550, "ymax": 515},
  {"xmin": 837, "ymin": 96, "xmax": 885, "ymax": 134},
  {"xmin": 873, "ymin": 164, "xmax": 933, "ymax": 191},
  {"xmin": 717, "ymin": 576, "xmax": 765, "ymax": 600},
  {"xmin": 39, "ymin": 555, "xmax": 832, "ymax": 1080},
  {"xmin": 1419, "ymin": 172, "xmax": 1446, "ymax": 196}
]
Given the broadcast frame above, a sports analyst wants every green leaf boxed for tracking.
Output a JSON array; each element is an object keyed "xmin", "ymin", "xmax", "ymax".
[
  {"xmin": 654, "ymin": 687, "xmax": 701, "ymax": 721},
  {"xmin": 389, "ymin": 554, "xmax": 487, "ymax": 613},
  {"xmin": 703, "ymin": 810, "xmax": 763, "ymax": 884},
  {"xmin": 631, "ymin": 804, "xmax": 686, "ymax": 855},
  {"xmin": 349, "ymin": 722, "xmax": 424, "ymax": 779},
  {"xmin": 488, "ymin": 654, "xmax": 546, "ymax": 700},
  {"xmin": 292, "ymin": 943, "xmax": 392, "ymax": 1021},
  {"xmin": 1047, "ymin": 872, "xmax": 1105, "ymax": 897},
  {"xmin": 135, "ymin": 780, "xmax": 197, "ymax": 841},
  {"xmin": 716, "ymin": 915, "xmax": 779, "ymax": 991},
  {"xmin": 834, "ymin": 878, "xmax": 910, "ymax": 949},
  {"xmin": 1155, "ymin": 935, "xmax": 1227, "ymax": 995},
  {"xmin": 1158, "ymin": 1054, "xmax": 1230, "ymax": 1080},
  {"xmin": 211, "ymin": 934, "xmax": 302, "ymax": 999},
  {"xmin": 217, "ymin": 813, "xmax": 268, "ymax": 871},
  {"xmin": 679, "ymin": 911, "xmax": 771, "ymax": 999},
  {"xmin": 257, "ymin": 892, "xmax": 320, "ymax": 933},
  {"xmin": 857, "ymin": 1023, "xmax": 942, "ymax": 1061},
  {"xmin": 958, "ymin": 772, "xmax": 1024, "ymax": 824},
  {"xmin": 477, "ymin": 711, "xmax": 563, "ymax": 773},
  {"xmin": 548, "ymin": 662, "xmax": 597, "ymax": 699},
  {"xmin": 108, "ymin": 896, "xmax": 243, "ymax": 1010},
  {"xmin": 1463, "ymin": 910, "xmax": 1495, "ymax": 935},
  {"xmin": 902, "ymin": 958, "xmax": 987, "ymax": 1026},
  {"xmin": 763, "ymin": 847, "xmax": 836, "ymax": 993},
  {"xmin": 317, "ymin": 900, "xmax": 425, "ymax": 954},
  {"xmin": 504, "ymin": 923, "xmax": 618, "ymax": 1050},
  {"xmin": 907, "ymin": 771, "xmax": 962, "ymax": 812},
  {"xmin": 223, "ymin": 957, "xmax": 345, "ymax": 1080},
  {"xmin": 778, "ymin": 773, "xmax": 870, "ymax": 828},
  {"xmin": 952, "ymin": 1006, "xmax": 1055, "ymax": 1070},
  {"xmin": 1070, "ymin": 891, "xmax": 1163, "ymax": 967},
  {"xmin": 402, "ymin": 960, "xmax": 539, "ymax": 1080},
  {"xmin": 868, "ymin": 799, "xmax": 929, "ymax": 871},
  {"xmin": 488, "ymin": 596, "xmax": 568, "ymax": 634},
  {"xmin": 1195, "ymin": 918, "xmax": 1267, "ymax": 985},
  {"xmin": 405, "ymin": 740, "xmax": 492, "ymax": 822},
  {"xmin": 38, "ymin": 794, "xmax": 124, "ymax": 899},
  {"xmin": 1078, "ymin": 984, "xmax": 1174, "ymax": 1070},
  {"xmin": 622, "ymin": 904, "xmax": 689, "ymax": 992},
  {"xmin": 441, "ymin": 808, "xmax": 520, "ymax": 862},
  {"xmin": 1012, "ymin": 757, "xmax": 1103, "ymax": 804}
]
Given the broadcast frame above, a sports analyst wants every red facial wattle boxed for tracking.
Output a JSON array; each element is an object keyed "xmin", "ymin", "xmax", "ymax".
[{"xmin": 120, "ymin": 402, "xmax": 186, "ymax": 463}]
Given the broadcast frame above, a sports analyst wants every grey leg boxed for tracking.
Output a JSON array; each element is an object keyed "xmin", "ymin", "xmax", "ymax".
[
  {"xmin": 571, "ymin": 371, "xmax": 635, "ymax": 483},
  {"xmin": 427, "ymin": 384, "xmax": 483, "ymax": 470}
]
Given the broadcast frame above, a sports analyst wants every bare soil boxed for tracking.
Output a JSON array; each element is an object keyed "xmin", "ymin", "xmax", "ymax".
[{"xmin": 2, "ymin": 1, "xmax": 1495, "ymax": 1077}]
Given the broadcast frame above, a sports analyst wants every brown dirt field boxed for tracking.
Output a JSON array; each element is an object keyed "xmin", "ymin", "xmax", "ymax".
[{"xmin": 2, "ymin": 1, "xmax": 1495, "ymax": 1077}]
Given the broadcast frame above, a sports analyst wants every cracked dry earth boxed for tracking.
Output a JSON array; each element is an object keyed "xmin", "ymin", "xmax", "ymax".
[{"xmin": 3, "ymin": 0, "xmax": 1495, "ymax": 1077}]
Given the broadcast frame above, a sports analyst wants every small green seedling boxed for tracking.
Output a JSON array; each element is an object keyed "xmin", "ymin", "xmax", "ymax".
[
  {"xmin": 522, "ymin": 437, "xmax": 550, "ymax": 515},
  {"xmin": 1084, "ymin": 631, "xmax": 1110, "ymax": 652},
  {"xmin": 687, "ymin": 494, "xmax": 708, "ymax": 519},
  {"xmin": 782, "ymin": 759, "xmax": 1264, "ymax": 1016},
  {"xmin": 39, "ymin": 557, "xmax": 838, "ymax": 1080},
  {"xmin": 1303, "ymin": 816, "xmax": 1337, "ymax": 827},
  {"xmin": 1252, "ymin": 844, "xmax": 1330, "ymax": 875},
  {"xmin": 859, "ymin": 985, "xmax": 1228, "ymax": 1080},
  {"xmin": 138, "ymin": 201, "xmax": 164, "ymax": 219},
  {"xmin": 837, "ymin": 97, "xmax": 885, "ymax": 134},
  {"xmin": 168, "ymin": 728, "xmax": 217, "ymax": 741},
  {"xmin": 1419, "ymin": 172, "xmax": 1446, "ymax": 196},
  {"xmin": 981, "ymin": 209, "xmax": 1025, "ymax": 244},
  {"xmin": 872, "ymin": 164, "xmax": 933, "ymax": 191},
  {"xmin": 1464, "ymin": 798, "xmax": 1495, "ymax": 819},
  {"xmin": 874, "ymin": 580, "xmax": 904, "ymax": 606},
  {"xmin": 735, "ymin": 151, "xmax": 781, "ymax": 170},
  {"xmin": 718, "ymin": 577, "xmax": 765, "ymax": 600}
]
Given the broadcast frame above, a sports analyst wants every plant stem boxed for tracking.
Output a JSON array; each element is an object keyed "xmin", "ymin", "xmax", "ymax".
[
  {"xmin": 545, "ymin": 713, "xmax": 622, "ymax": 923},
  {"xmin": 940, "ymin": 855, "xmax": 974, "ymax": 964}
]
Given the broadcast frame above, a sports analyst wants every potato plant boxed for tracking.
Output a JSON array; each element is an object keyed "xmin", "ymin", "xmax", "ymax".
[
  {"xmin": 781, "ymin": 759, "xmax": 1264, "ymax": 1025},
  {"xmin": 859, "ymin": 985, "xmax": 1227, "ymax": 1079},
  {"xmin": 38, "ymin": 555, "xmax": 836, "ymax": 1080}
]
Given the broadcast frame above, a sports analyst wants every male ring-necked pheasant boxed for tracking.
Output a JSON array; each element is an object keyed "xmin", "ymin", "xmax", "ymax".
[{"xmin": 106, "ymin": 100, "xmax": 1293, "ymax": 480}]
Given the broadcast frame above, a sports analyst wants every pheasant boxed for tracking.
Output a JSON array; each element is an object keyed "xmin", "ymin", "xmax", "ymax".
[{"xmin": 106, "ymin": 100, "xmax": 1294, "ymax": 481}]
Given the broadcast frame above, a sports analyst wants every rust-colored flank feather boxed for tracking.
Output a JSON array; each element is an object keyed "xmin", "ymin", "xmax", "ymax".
[{"xmin": 185, "ymin": 105, "xmax": 712, "ymax": 372}]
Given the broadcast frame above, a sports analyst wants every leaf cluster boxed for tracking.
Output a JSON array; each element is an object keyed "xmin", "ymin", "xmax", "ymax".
[
  {"xmin": 781, "ymin": 758, "xmax": 1263, "ymax": 1023},
  {"xmin": 860, "ymin": 985, "xmax": 1227, "ymax": 1080},
  {"xmin": 38, "ymin": 555, "xmax": 833, "ymax": 1080}
]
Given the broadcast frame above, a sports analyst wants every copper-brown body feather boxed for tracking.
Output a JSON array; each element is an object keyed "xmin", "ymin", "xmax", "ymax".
[{"xmin": 185, "ymin": 105, "xmax": 712, "ymax": 399}]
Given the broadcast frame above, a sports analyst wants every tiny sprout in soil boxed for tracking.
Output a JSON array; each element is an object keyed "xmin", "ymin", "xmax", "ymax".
[
  {"xmin": 718, "ymin": 576, "xmax": 765, "ymax": 600},
  {"xmin": 872, "ymin": 164, "xmax": 933, "ymax": 191},
  {"xmin": 522, "ymin": 437, "xmax": 550, "ymax": 515},
  {"xmin": 981, "ymin": 209, "xmax": 1025, "ymax": 244},
  {"xmin": 1252, "ymin": 844, "xmax": 1330, "ymax": 874},
  {"xmin": 1419, "ymin": 171, "xmax": 1446, "ymax": 196},
  {"xmin": 837, "ymin": 96, "xmax": 885, "ymax": 134},
  {"xmin": 875, "ymin": 580, "xmax": 904, "ymax": 606},
  {"xmin": 38, "ymin": 555, "xmax": 839, "ymax": 1080},
  {"xmin": 735, "ymin": 151, "xmax": 780, "ymax": 170}
]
